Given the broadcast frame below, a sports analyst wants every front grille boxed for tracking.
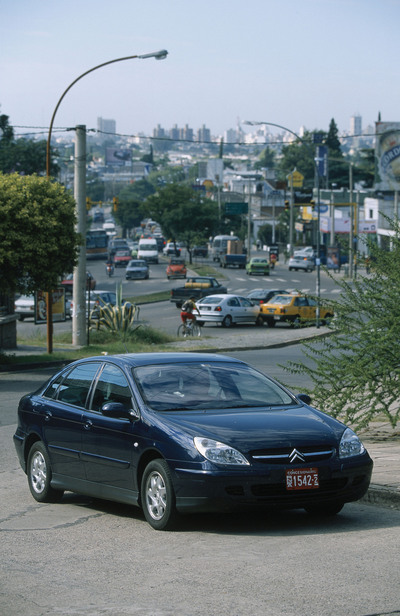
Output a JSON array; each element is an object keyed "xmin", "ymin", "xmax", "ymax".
[{"xmin": 251, "ymin": 446, "xmax": 335, "ymax": 464}]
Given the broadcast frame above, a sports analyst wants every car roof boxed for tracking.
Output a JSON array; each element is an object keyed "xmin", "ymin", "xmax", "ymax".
[{"xmin": 63, "ymin": 352, "xmax": 246, "ymax": 369}]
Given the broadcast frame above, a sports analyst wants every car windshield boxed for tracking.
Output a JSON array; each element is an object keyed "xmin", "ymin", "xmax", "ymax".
[
  {"xmin": 129, "ymin": 260, "xmax": 146, "ymax": 266},
  {"xmin": 269, "ymin": 295, "xmax": 293, "ymax": 305},
  {"xmin": 133, "ymin": 362, "xmax": 295, "ymax": 411}
]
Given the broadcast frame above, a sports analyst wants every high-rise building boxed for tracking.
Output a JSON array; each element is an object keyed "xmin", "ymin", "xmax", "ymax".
[
  {"xmin": 197, "ymin": 124, "xmax": 211, "ymax": 143},
  {"xmin": 350, "ymin": 114, "xmax": 362, "ymax": 136},
  {"xmin": 97, "ymin": 117, "xmax": 116, "ymax": 136}
]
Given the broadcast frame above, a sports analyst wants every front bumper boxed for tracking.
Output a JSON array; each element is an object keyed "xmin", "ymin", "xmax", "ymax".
[{"xmin": 170, "ymin": 456, "xmax": 373, "ymax": 514}]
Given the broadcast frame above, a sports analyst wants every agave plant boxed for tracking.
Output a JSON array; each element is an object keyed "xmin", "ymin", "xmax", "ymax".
[{"xmin": 89, "ymin": 282, "xmax": 140, "ymax": 340}]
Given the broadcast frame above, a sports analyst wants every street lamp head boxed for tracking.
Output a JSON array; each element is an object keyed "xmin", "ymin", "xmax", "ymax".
[{"xmin": 138, "ymin": 49, "xmax": 168, "ymax": 60}]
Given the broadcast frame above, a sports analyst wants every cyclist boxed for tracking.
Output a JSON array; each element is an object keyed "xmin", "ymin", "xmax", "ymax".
[{"xmin": 180, "ymin": 296, "xmax": 200, "ymax": 328}]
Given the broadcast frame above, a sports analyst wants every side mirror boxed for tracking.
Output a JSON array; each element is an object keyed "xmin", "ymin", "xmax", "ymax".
[
  {"xmin": 101, "ymin": 402, "xmax": 139, "ymax": 420},
  {"xmin": 297, "ymin": 393, "xmax": 312, "ymax": 405}
]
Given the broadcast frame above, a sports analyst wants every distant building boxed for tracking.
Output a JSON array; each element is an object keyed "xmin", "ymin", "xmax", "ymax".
[
  {"xmin": 97, "ymin": 117, "xmax": 116, "ymax": 137},
  {"xmin": 153, "ymin": 124, "xmax": 166, "ymax": 138},
  {"xmin": 197, "ymin": 124, "xmax": 211, "ymax": 143},
  {"xmin": 180, "ymin": 124, "xmax": 194, "ymax": 142},
  {"xmin": 350, "ymin": 114, "xmax": 362, "ymax": 136}
]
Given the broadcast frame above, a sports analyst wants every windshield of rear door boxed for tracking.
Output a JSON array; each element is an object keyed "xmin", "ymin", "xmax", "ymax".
[{"xmin": 133, "ymin": 362, "xmax": 295, "ymax": 411}]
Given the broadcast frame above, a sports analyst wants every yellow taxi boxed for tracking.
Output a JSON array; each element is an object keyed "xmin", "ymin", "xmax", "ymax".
[{"xmin": 260, "ymin": 293, "xmax": 333, "ymax": 327}]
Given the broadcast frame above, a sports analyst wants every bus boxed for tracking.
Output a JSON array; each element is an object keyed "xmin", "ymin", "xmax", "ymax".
[
  {"xmin": 210, "ymin": 235, "xmax": 239, "ymax": 262},
  {"xmin": 86, "ymin": 229, "xmax": 109, "ymax": 259}
]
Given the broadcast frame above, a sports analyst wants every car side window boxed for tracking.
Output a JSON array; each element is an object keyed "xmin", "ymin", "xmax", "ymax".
[
  {"xmin": 227, "ymin": 298, "xmax": 240, "ymax": 307},
  {"xmin": 90, "ymin": 363, "xmax": 133, "ymax": 413},
  {"xmin": 56, "ymin": 363, "xmax": 101, "ymax": 407},
  {"xmin": 239, "ymin": 298, "xmax": 252, "ymax": 307}
]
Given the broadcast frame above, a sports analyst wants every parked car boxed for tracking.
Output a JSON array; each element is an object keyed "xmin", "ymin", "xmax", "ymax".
[
  {"xmin": 125, "ymin": 259, "xmax": 150, "ymax": 280},
  {"xmin": 163, "ymin": 242, "xmax": 181, "ymax": 256},
  {"xmin": 246, "ymin": 257, "xmax": 270, "ymax": 276},
  {"xmin": 288, "ymin": 253, "xmax": 315, "ymax": 272},
  {"xmin": 260, "ymin": 293, "xmax": 333, "ymax": 327},
  {"xmin": 246, "ymin": 289, "xmax": 288, "ymax": 306},
  {"xmin": 196, "ymin": 294, "xmax": 263, "ymax": 328},
  {"xmin": 114, "ymin": 249, "xmax": 132, "ymax": 268},
  {"xmin": 15, "ymin": 295, "xmax": 72, "ymax": 321},
  {"xmin": 70, "ymin": 290, "xmax": 117, "ymax": 318},
  {"xmin": 61, "ymin": 271, "xmax": 96, "ymax": 291},
  {"xmin": 166, "ymin": 257, "xmax": 187, "ymax": 279},
  {"xmin": 14, "ymin": 295, "xmax": 35, "ymax": 321},
  {"xmin": 13, "ymin": 352, "xmax": 373, "ymax": 531},
  {"xmin": 193, "ymin": 245, "xmax": 208, "ymax": 257}
]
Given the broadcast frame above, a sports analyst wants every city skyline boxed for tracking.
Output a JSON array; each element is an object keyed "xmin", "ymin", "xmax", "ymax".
[{"xmin": 2, "ymin": 0, "xmax": 400, "ymax": 140}]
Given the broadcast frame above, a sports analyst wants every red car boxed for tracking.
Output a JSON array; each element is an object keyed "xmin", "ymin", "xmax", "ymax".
[
  {"xmin": 166, "ymin": 257, "xmax": 187, "ymax": 279},
  {"xmin": 61, "ymin": 272, "xmax": 96, "ymax": 292},
  {"xmin": 114, "ymin": 249, "xmax": 132, "ymax": 268}
]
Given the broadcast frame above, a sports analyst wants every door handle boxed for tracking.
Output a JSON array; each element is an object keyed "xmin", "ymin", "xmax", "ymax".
[
  {"xmin": 44, "ymin": 411, "xmax": 52, "ymax": 422},
  {"xmin": 84, "ymin": 420, "xmax": 93, "ymax": 430}
]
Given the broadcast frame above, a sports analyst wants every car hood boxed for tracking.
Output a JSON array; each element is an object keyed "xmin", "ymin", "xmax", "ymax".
[{"xmin": 160, "ymin": 405, "xmax": 342, "ymax": 451}]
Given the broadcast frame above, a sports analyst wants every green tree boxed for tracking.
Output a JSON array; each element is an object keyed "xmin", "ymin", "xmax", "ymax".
[
  {"xmin": 114, "ymin": 180, "xmax": 155, "ymax": 236},
  {"xmin": 143, "ymin": 183, "xmax": 219, "ymax": 259},
  {"xmin": 0, "ymin": 114, "xmax": 59, "ymax": 175},
  {"xmin": 276, "ymin": 132, "xmax": 316, "ymax": 188},
  {"xmin": 0, "ymin": 173, "xmax": 80, "ymax": 294},
  {"xmin": 254, "ymin": 147, "xmax": 275, "ymax": 171},
  {"xmin": 325, "ymin": 118, "xmax": 342, "ymax": 154},
  {"xmin": 284, "ymin": 221, "xmax": 400, "ymax": 429}
]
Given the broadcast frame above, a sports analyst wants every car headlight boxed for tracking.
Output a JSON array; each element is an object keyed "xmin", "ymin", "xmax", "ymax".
[
  {"xmin": 194, "ymin": 437, "xmax": 250, "ymax": 466},
  {"xmin": 339, "ymin": 428, "xmax": 365, "ymax": 458}
]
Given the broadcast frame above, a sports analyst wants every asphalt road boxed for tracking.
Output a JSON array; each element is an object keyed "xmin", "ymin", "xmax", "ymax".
[{"xmin": 16, "ymin": 253, "xmax": 345, "ymax": 339}]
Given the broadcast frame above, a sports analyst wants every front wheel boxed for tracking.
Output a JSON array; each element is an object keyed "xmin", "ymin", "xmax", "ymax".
[
  {"xmin": 141, "ymin": 459, "xmax": 178, "ymax": 530},
  {"xmin": 27, "ymin": 441, "xmax": 64, "ymax": 503}
]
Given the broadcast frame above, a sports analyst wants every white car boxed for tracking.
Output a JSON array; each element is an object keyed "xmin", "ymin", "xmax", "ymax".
[
  {"xmin": 196, "ymin": 294, "xmax": 263, "ymax": 328},
  {"xmin": 288, "ymin": 253, "xmax": 315, "ymax": 272}
]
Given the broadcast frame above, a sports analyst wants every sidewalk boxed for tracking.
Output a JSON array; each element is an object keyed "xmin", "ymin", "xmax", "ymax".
[{"xmin": 2, "ymin": 324, "xmax": 400, "ymax": 512}]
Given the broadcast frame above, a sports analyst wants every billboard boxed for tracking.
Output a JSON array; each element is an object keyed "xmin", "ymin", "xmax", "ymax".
[
  {"xmin": 35, "ymin": 289, "xmax": 66, "ymax": 324},
  {"xmin": 106, "ymin": 148, "xmax": 132, "ymax": 165},
  {"xmin": 375, "ymin": 122, "xmax": 400, "ymax": 191}
]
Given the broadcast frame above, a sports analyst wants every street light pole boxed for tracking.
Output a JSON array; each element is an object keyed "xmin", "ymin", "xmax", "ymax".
[{"xmin": 45, "ymin": 49, "xmax": 168, "ymax": 351}]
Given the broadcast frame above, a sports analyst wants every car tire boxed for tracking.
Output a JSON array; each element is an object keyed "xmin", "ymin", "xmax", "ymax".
[
  {"xmin": 27, "ymin": 441, "xmax": 64, "ymax": 503},
  {"xmin": 291, "ymin": 315, "xmax": 301, "ymax": 328},
  {"xmin": 305, "ymin": 502, "xmax": 344, "ymax": 517},
  {"xmin": 222, "ymin": 315, "xmax": 233, "ymax": 328},
  {"xmin": 266, "ymin": 318, "xmax": 276, "ymax": 328},
  {"xmin": 141, "ymin": 459, "xmax": 178, "ymax": 531},
  {"xmin": 255, "ymin": 315, "xmax": 264, "ymax": 327}
]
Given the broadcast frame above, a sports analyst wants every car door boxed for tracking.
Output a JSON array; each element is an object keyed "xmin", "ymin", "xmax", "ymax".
[
  {"xmin": 238, "ymin": 297, "xmax": 258, "ymax": 323},
  {"xmin": 225, "ymin": 297, "xmax": 242, "ymax": 322},
  {"xmin": 81, "ymin": 362, "xmax": 140, "ymax": 492},
  {"xmin": 40, "ymin": 361, "xmax": 102, "ymax": 479}
]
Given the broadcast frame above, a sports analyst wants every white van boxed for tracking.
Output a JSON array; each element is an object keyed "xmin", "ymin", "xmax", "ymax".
[
  {"xmin": 138, "ymin": 238, "xmax": 159, "ymax": 263},
  {"xmin": 211, "ymin": 235, "xmax": 239, "ymax": 262}
]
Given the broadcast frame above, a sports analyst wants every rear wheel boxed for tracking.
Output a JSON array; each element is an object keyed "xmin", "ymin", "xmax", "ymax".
[
  {"xmin": 27, "ymin": 441, "xmax": 64, "ymax": 503},
  {"xmin": 255, "ymin": 315, "xmax": 264, "ymax": 327},
  {"xmin": 222, "ymin": 315, "xmax": 233, "ymax": 328},
  {"xmin": 141, "ymin": 459, "xmax": 178, "ymax": 530},
  {"xmin": 266, "ymin": 318, "xmax": 276, "ymax": 328}
]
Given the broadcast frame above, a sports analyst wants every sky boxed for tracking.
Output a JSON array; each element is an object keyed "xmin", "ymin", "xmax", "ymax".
[{"xmin": 1, "ymin": 0, "xmax": 400, "ymax": 142}]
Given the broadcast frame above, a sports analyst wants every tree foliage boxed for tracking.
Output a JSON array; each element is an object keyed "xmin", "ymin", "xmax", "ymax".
[
  {"xmin": 0, "ymin": 173, "xmax": 81, "ymax": 294},
  {"xmin": 0, "ymin": 113, "xmax": 59, "ymax": 175},
  {"xmin": 114, "ymin": 180, "xmax": 155, "ymax": 236},
  {"xmin": 284, "ymin": 222, "xmax": 400, "ymax": 429},
  {"xmin": 142, "ymin": 183, "xmax": 219, "ymax": 256}
]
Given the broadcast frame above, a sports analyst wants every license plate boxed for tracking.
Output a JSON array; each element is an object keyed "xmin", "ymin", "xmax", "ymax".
[{"xmin": 286, "ymin": 468, "xmax": 319, "ymax": 490}]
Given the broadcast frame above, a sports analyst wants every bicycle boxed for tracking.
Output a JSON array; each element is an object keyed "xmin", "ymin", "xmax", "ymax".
[{"xmin": 177, "ymin": 319, "xmax": 201, "ymax": 338}]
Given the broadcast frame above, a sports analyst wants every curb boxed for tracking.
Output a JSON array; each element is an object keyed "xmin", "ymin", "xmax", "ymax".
[{"xmin": 361, "ymin": 485, "xmax": 400, "ymax": 511}]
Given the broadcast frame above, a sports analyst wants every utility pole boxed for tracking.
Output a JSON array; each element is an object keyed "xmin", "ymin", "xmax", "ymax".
[{"xmin": 72, "ymin": 125, "xmax": 87, "ymax": 347}]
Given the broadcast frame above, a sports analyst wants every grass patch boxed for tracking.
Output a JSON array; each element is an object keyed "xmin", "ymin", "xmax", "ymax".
[{"xmin": 2, "ymin": 325, "xmax": 178, "ymax": 367}]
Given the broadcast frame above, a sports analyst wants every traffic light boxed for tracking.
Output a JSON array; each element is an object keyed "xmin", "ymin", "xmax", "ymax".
[
  {"xmin": 284, "ymin": 200, "xmax": 290, "ymax": 211},
  {"xmin": 113, "ymin": 197, "xmax": 119, "ymax": 212},
  {"xmin": 86, "ymin": 197, "xmax": 92, "ymax": 210}
]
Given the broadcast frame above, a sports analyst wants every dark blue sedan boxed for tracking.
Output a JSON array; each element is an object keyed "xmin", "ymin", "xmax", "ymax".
[{"xmin": 13, "ymin": 353, "xmax": 373, "ymax": 530}]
